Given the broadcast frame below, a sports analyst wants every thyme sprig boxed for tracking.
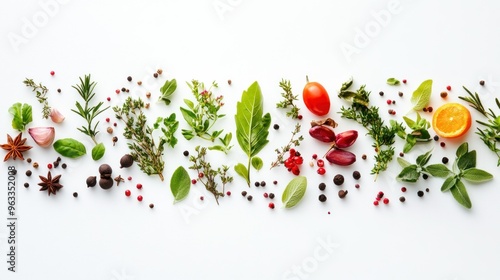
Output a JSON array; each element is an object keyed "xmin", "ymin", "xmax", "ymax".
[
  {"xmin": 189, "ymin": 146, "xmax": 233, "ymax": 205},
  {"xmin": 71, "ymin": 75, "xmax": 109, "ymax": 145},
  {"xmin": 338, "ymin": 78, "xmax": 399, "ymax": 177},
  {"xmin": 459, "ymin": 87, "xmax": 500, "ymax": 165},
  {"xmin": 270, "ymin": 123, "xmax": 304, "ymax": 169},
  {"xmin": 113, "ymin": 97, "xmax": 179, "ymax": 181},
  {"xmin": 276, "ymin": 79, "xmax": 300, "ymax": 119},
  {"xmin": 23, "ymin": 78, "xmax": 51, "ymax": 119}
]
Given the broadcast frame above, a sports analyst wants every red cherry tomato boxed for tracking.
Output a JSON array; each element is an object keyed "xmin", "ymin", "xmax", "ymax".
[{"xmin": 303, "ymin": 77, "xmax": 330, "ymax": 116}]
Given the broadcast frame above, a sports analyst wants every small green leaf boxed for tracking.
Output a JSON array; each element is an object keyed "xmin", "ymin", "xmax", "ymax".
[
  {"xmin": 411, "ymin": 79, "xmax": 433, "ymax": 111},
  {"xmin": 426, "ymin": 164, "xmax": 452, "ymax": 178},
  {"xmin": 91, "ymin": 143, "xmax": 105, "ymax": 161},
  {"xmin": 397, "ymin": 165, "xmax": 420, "ymax": 183},
  {"xmin": 456, "ymin": 142, "xmax": 469, "ymax": 158},
  {"xmin": 450, "ymin": 180, "xmax": 472, "ymax": 209},
  {"xmin": 282, "ymin": 176, "xmax": 307, "ymax": 208},
  {"xmin": 251, "ymin": 157, "xmax": 263, "ymax": 170},
  {"xmin": 416, "ymin": 149, "xmax": 433, "ymax": 166},
  {"xmin": 457, "ymin": 150, "xmax": 476, "ymax": 170},
  {"xmin": 462, "ymin": 168, "xmax": 493, "ymax": 183},
  {"xmin": 402, "ymin": 116, "xmax": 416, "ymax": 128},
  {"xmin": 170, "ymin": 166, "xmax": 191, "ymax": 203},
  {"xmin": 397, "ymin": 157, "xmax": 412, "ymax": 168},
  {"xmin": 53, "ymin": 138, "xmax": 87, "ymax": 158},
  {"xmin": 9, "ymin": 103, "xmax": 33, "ymax": 131},
  {"xmin": 403, "ymin": 135, "xmax": 417, "ymax": 153},
  {"xmin": 234, "ymin": 163, "xmax": 249, "ymax": 184},
  {"xmin": 159, "ymin": 79, "xmax": 177, "ymax": 105},
  {"xmin": 180, "ymin": 107, "xmax": 196, "ymax": 125},
  {"xmin": 386, "ymin": 78, "xmax": 400, "ymax": 85},
  {"xmin": 208, "ymin": 145, "xmax": 225, "ymax": 152},
  {"xmin": 184, "ymin": 99, "xmax": 195, "ymax": 110},
  {"xmin": 441, "ymin": 176, "xmax": 457, "ymax": 192}
]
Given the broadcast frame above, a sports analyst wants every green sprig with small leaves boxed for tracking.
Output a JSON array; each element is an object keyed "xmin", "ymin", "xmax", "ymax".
[
  {"xmin": 459, "ymin": 87, "xmax": 500, "ymax": 165},
  {"xmin": 189, "ymin": 146, "xmax": 233, "ymax": 205},
  {"xmin": 391, "ymin": 112, "xmax": 432, "ymax": 153},
  {"xmin": 270, "ymin": 123, "xmax": 304, "ymax": 169},
  {"xmin": 276, "ymin": 79, "xmax": 300, "ymax": 119},
  {"xmin": 113, "ymin": 97, "xmax": 178, "ymax": 181},
  {"xmin": 338, "ymin": 78, "xmax": 399, "ymax": 177},
  {"xmin": 23, "ymin": 78, "xmax": 51, "ymax": 119},
  {"xmin": 396, "ymin": 149, "xmax": 434, "ymax": 182}
]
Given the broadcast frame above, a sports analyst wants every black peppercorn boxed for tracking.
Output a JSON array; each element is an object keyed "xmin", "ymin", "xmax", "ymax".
[
  {"xmin": 127, "ymin": 76, "xmax": 132, "ymax": 82},
  {"xmin": 149, "ymin": 203, "xmax": 155, "ymax": 209},
  {"xmin": 333, "ymin": 174, "xmax": 344, "ymax": 186},
  {"xmin": 24, "ymin": 183, "xmax": 29, "ymax": 188},
  {"xmin": 398, "ymin": 91, "xmax": 403, "ymax": 97},
  {"xmin": 318, "ymin": 183, "xmax": 326, "ymax": 191},
  {"xmin": 426, "ymin": 188, "xmax": 429, "ymax": 192},
  {"xmin": 362, "ymin": 154, "xmax": 367, "ymax": 160},
  {"xmin": 241, "ymin": 191, "xmax": 247, "ymax": 197},
  {"xmin": 422, "ymin": 174, "xmax": 429, "ymax": 180},
  {"xmin": 121, "ymin": 87, "xmax": 126, "ymax": 92},
  {"xmin": 399, "ymin": 196, "xmax": 406, "ymax": 202},
  {"xmin": 319, "ymin": 194, "xmax": 327, "ymax": 202},
  {"xmin": 352, "ymin": 171, "xmax": 361, "ymax": 180},
  {"xmin": 269, "ymin": 193, "xmax": 275, "ymax": 199},
  {"xmin": 379, "ymin": 91, "xmax": 384, "ymax": 96},
  {"xmin": 61, "ymin": 163, "xmax": 67, "ymax": 169},
  {"xmin": 247, "ymin": 195, "xmax": 253, "ymax": 201},
  {"xmin": 73, "ymin": 192, "xmax": 78, "ymax": 198},
  {"xmin": 434, "ymin": 135, "xmax": 439, "ymax": 141},
  {"xmin": 417, "ymin": 190, "xmax": 424, "ymax": 197},
  {"xmin": 183, "ymin": 150, "xmax": 189, "ymax": 157},
  {"xmin": 57, "ymin": 88, "xmax": 61, "ymax": 93},
  {"xmin": 254, "ymin": 181, "xmax": 260, "ymax": 187},
  {"xmin": 25, "ymin": 170, "xmax": 32, "ymax": 176},
  {"xmin": 260, "ymin": 181, "xmax": 266, "ymax": 187},
  {"xmin": 153, "ymin": 73, "xmax": 158, "ymax": 78},
  {"xmin": 442, "ymin": 157, "xmax": 449, "ymax": 164},
  {"xmin": 480, "ymin": 80, "xmax": 485, "ymax": 86},
  {"xmin": 273, "ymin": 124, "xmax": 279, "ymax": 130}
]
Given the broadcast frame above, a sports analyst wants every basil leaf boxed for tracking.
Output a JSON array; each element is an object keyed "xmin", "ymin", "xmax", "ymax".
[
  {"xmin": 397, "ymin": 165, "xmax": 420, "ymax": 182},
  {"xmin": 462, "ymin": 168, "xmax": 493, "ymax": 183},
  {"xmin": 457, "ymin": 150, "xmax": 476, "ymax": 170},
  {"xmin": 450, "ymin": 180, "xmax": 472, "ymax": 209},
  {"xmin": 416, "ymin": 149, "xmax": 433, "ymax": 166},
  {"xmin": 397, "ymin": 157, "xmax": 412, "ymax": 168},
  {"xmin": 91, "ymin": 142, "xmax": 105, "ymax": 161},
  {"xmin": 159, "ymin": 79, "xmax": 177, "ymax": 105},
  {"xmin": 53, "ymin": 138, "xmax": 87, "ymax": 158},
  {"xmin": 386, "ymin": 78, "xmax": 400, "ymax": 85},
  {"xmin": 411, "ymin": 79, "xmax": 433, "ymax": 111},
  {"xmin": 170, "ymin": 166, "xmax": 191, "ymax": 203},
  {"xmin": 282, "ymin": 176, "xmax": 307, "ymax": 208},
  {"xmin": 234, "ymin": 163, "xmax": 249, "ymax": 185},
  {"xmin": 426, "ymin": 164, "xmax": 452, "ymax": 178},
  {"xmin": 251, "ymin": 157, "xmax": 263, "ymax": 171},
  {"xmin": 456, "ymin": 142, "xmax": 469, "ymax": 158},
  {"xmin": 9, "ymin": 103, "xmax": 33, "ymax": 131},
  {"xmin": 441, "ymin": 176, "xmax": 457, "ymax": 192}
]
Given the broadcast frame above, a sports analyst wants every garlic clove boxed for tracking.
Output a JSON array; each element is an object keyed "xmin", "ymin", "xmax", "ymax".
[
  {"xmin": 49, "ymin": 108, "xmax": 65, "ymax": 123},
  {"xmin": 28, "ymin": 127, "xmax": 55, "ymax": 148}
]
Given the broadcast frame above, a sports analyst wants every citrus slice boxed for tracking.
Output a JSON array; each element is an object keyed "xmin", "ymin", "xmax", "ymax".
[{"xmin": 432, "ymin": 103, "xmax": 472, "ymax": 138}]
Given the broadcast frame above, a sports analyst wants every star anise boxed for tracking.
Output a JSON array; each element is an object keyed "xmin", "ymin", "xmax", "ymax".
[
  {"xmin": 0, "ymin": 133, "xmax": 32, "ymax": 161},
  {"xmin": 38, "ymin": 171, "xmax": 63, "ymax": 196}
]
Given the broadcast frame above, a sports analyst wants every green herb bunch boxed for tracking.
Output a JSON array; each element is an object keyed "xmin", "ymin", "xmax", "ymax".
[
  {"xmin": 270, "ymin": 123, "xmax": 303, "ymax": 169},
  {"xmin": 338, "ymin": 78, "xmax": 400, "ymax": 176},
  {"xmin": 23, "ymin": 78, "xmax": 51, "ymax": 119},
  {"xmin": 8, "ymin": 103, "xmax": 32, "ymax": 131},
  {"xmin": 460, "ymin": 87, "xmax": 500, "ymax": 165},
  {"xmin": 189, "ymin": 146, "xmax": 233, "ymax": 204},
  {"xmin": 276, "ymin": 79, "xmax": 300, "ymax": 119},
  {"xmin": 113, "ymin": 97, "xmax": 179, "ymax": 181},
  {"xmin": 391, "ymin": 112, "xmax": 432, "ymax": 153},
  {"xmin": 180, "ymin": 80, "xmax": 232, "ymax": 153}
]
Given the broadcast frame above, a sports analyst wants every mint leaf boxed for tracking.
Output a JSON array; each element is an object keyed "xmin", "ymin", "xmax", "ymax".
[
  {"xmin": 462, "ymin": 168, "xmax": 493, "ymax": 183},
  {"xmin": 397, "ymin": 165, "xmax": 420, "ymax": 182},
  {"xmin": 170, "ymin": 166, "xmax": 191, "ymax": 203},
  {"xmin": 457, "ymin": 150, "xmax": 476, "ymax": 170},
  {"xmin": 387, "ymin": 78, "xmax": 400, "ymax": 85},
  {"xmin": 450, "ymin": 180, "xmax": 472, "ymax": 209},
  {"xmin": 282, "ymin": 176, "xmax": 307, "ymax": 208},
  {"xmin": 411, "ymin": 79, "xmax": 433, "ymax": 111},
  {"xmin": 426, "ymin": 164, "xmax": 452, "ymax": 178}
]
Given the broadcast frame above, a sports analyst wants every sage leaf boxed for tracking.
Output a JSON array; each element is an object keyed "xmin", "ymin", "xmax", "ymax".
[
  {"xmin": 457, "ymin": 150, "xmax": 476, "ymax": 170},
  {"xmin": 170, "ymin": 166, "xmax": 191, "ymax": 203},
  {"xmin": 91, "ymin": 142, "xmax": 105, "ymax": 160},
  {"xmin": 282, "ymin": 176, "xmax": 307, "ymax": 208},
  {"xmin": 53, "ymin": 138, "xmax": 86, "ymax": 158},
  {"xmin": 411, "ymin": 79, "xmax": 433, "ymax": 111},
  {"xmin": 397, "ymin": 165, "xmax": 420, "ymax": 183},
  {"xmin": 450, "ymin": 180, "xmax": 472, "ymax": 209},
  {"xmin": 462, "ymin": 168, "xmax": 493, "ymax": 183},
  {"xmin": 159, "ymin": 79, "xmax": 177, "ymax": 105},
  {"xmin": 387, "ymin": 78, "xmax": 400, "ymax": 85},
  {"xmin": 456, "ymin": 142, "xmax": 469, "ymax": 158},
  {"xmin": 251, "ymin": 156, "xmax": 263, "ymax": 171},
  {"xmin": 9, "ymin": 103, "xmax": 33, "ymax": 131},
  {"xmin": 397, "ymin": 157, "xmax": 412, "ymax": 168},
  {"xmin": 426, "ymin": 164, "xmax": 452, "ymax": 178},
  {"xmin": 416, "ymin": 149, "xmax": 433, "ymax": 166},
  {"xmin": 234, "ymin": 163, "xmax": 249, "ymax": 185},
  {"xmin": 441, "ymin": 176, "xmax": 457, "ymax": 192}
]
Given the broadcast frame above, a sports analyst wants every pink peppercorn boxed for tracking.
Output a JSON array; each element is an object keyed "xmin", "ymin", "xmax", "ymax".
[
  {"xmin": 137, "ymin": 195, "xmax": 143, "ymax": 202},
  {"xmin": 401, "ymin": 187, "xmax": 407, "ymax": 192},
  {"xmin": 47, "ymin": 163, "xmax": 53, "ymax": 169},
  {"xmin": 263, "ymin": 193, "xmax": 269, "ymax": 198},
  {"xmin": 402, "ymin": 79, "xmax": 407, "ymax": 84},
  {"xmin": 383, "ymin": 198, "xmax": 389, "ymax": 204},
  {"xmin": 136, "ymin": 183, "xmax": 142, "ymax": 190},
  {"xmin": 191, "ymin": 179, "xmax": 197, "ymax": 184},
  {"xmin": 386, "ymin": 99, "xmax": 392, "ymax": 105},
  {"xmin": 125, "ymin": 190, "xmax": 131, "ymax": 196},
  {"xmin": 447, "ymin": 85, "xmax": 452, "ymax": 91},
  {"xmin": 226, "ymin": 191, "xmax": 231, "ymax": 196},
  {"xmin": 115, "ymin": 89, "xmax": 120, "ymax": 94},
  {"xmin": 269, "ymin": 202, "xmax": 275, "ymax": 209},
  {"xmin": 107, "ymin": 97, "xmax": 111, "ymax": 101},
  {"xmin": 374, "ymin": 201, "xmax": 379, "ymax": 206},
  {"xmin": 50, "ymin": 71, "xmax": 55, "ymax": 76}
]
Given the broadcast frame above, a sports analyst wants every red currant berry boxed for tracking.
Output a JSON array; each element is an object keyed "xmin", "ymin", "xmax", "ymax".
[
  {"xmin": 136, "ymin": 183, "xmax": 142, "ymax": 190},
  {"xmin": 317, "ymin": 159, "xmax": 324, "ymax": 167},
  {"xmin": 317, "ymin": 167, "xmax": 326, "ymax": 175},
  {"xmin": 137, "ymin": 195, "xmax": 143, "ymax": 202},
  {"xmin": 125, "ymin": 190, "xmax": 131, "ymax": 196}
]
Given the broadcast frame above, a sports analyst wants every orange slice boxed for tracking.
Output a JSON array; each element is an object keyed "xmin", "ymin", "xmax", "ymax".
[{"xmin": 432, "ymin": 103, "xmax": 472, "ymax": 138}]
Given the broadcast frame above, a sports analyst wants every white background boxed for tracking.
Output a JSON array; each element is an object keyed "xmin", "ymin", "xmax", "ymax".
[{"xmin": 1, "ymin": 0, "xmax": 500, "ymax": 279}]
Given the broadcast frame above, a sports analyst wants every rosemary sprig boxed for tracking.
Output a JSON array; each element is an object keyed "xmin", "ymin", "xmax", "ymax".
[
  {"xmin": 459, "ymin": 87, "xmax": 500, "ymax": 165},
  {"xmin": 189, "ymin": 146, "xmax": 233, "ymax": 205},
  {"xmin": 338, "ymin": 78, "xmax": 399, "ymax": 176},
  {"xmin": 276, "ymin": 79, "xmax": 300, "ymax": 119},
  {"xmin": 71, "ymin": 75, "xmax": 109, "ymax": 145},
  {"xmin": 23, "ymin": 78, "xmax": 51, "ymax": 119},
  {"xmin": 113, "ymin": 97, "xmax": 179, "ymax": 181},
  {"xmin": 270, "ymin": 123, "xmax": 304, "ymax": 169}
]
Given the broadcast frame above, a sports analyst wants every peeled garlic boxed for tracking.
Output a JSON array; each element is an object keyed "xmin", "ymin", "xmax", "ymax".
[
  {"xmin": 49, "ymin": 108, "xmax": 65, "ymax": 123},
  {"xmin": 28, "ymin": 127, "xmax": 55, "ymax": 148}
]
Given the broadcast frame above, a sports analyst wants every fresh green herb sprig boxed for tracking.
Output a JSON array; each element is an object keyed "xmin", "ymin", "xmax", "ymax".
[
  {"xmin": 180, "ymin": 80, "xmax": 232, "ymax": 153},
  {"xmin": 270, "ymin": 123, "xmax": 304, "ymax": 169},
  {"xmin": 276, "ymin": 79, "xmax": 300, "ymax": 119},
  {"xmin": 426, "ymin": 143, "xmax": 493, "ymax": 209},
  {"xmin": 189, "ymin": 146, "xmax": 233, "ymax": 205},
  {"xmin": 338, "ymin": 78, "xmax": 399, "ymax": 176},
  {"xmin": 459, "ymin": 87, "xmax": 500, "ymax": 165},
  {"xmin": 113, "ymin": 97, "xmax": 179, "ymax": 181},
  {"xmin": 23, "ymin": 78, "xmax": 51, "ymax": 119},
  {"xmin": 396, "ymin": 149, "xmax": 434, "ymax": 182},
  {"xmin": 391, "ymin": 112, "xmax": 432, "ymax": 153},
  {"xmin": 8, "ymin": 103, "xmax": 32, "ymax": 131},
  {"xmin": 159, "ymin": 79, "xmax": 177, "ymax": 105}
]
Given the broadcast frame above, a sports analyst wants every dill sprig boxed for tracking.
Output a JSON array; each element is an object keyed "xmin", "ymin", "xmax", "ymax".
[
  {"xmin": 23, "ymin": 78, "xmax": 51, "ymax": 119},
  {"xmin": 276, "ymin": 79, "xmax": 300, "ymax": 119},
  {"xmin": 338, "ymin": 78, "xmax": 399, "ymax": 177},
  {"xmin": 459, "ymin": 87, "xmax": 500, "ymax": 165}
]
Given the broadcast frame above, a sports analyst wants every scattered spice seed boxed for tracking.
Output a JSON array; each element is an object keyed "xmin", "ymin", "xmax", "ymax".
[
  {"xmin": 24, "ymin": 183, "xmax": 29, "ymax": 188},
  {"xmin": 434, "ymin": 135, "xmax": 439, "ymax": 141},
  {"xmin": 263, "ymin": 193, "xmax": 269, "ymax": 198},
  {"xmin": 399, "ymin": 196, "xmax": 406, "ymax": 202},
  {"xmin": 137, "ymin": 81, "xmax": 142, "ymax": 86},
  {"xmin": 417, "ymin": 190, "xmax": 424, "ymax": 197},
  {"xmin": 57, "ymin": 157, "xmax": 61, "ymax": 162},
  {"xmin": 183, "ymin": 150, "xmax": 189, "ymax": 157},
  {"xmin": 153, "ymin": 73, "xmax": 158, "ymax": 78},
  {"xmin": 398, "ymin": 91, "xmax": 403, "ymax": 97},
  {"xmin": 377, "ymin": 191, "xmax": 384, "ymax": 198},
  {"xmin": 268, "ymin": 202, "xmax": 275, "ymax": 209},
  {"xmin": 26, "ymin": 170, "xmax": 32, "ymax": 176},
  {"xmin": 383, "ymin": 198, "xmax": 389, "ymax": 204},
  {"xmin": 149, "ymin": 203, "xmax": 154, "ymax": 209},
  {"xmin": 136, "ymin": 183, "xmax": 142, "ymax": 189},
  {"xmin": 480, "ymin": 80, "xmax": 485, "ymax": 86},
  {"xmin": 200, "ymin": 196, "xmax": 204, "ymax": 201},
  {"xmin": 254, "ymin": 181, "xmax": 260, "ymax": 187},
  {"xmin": 137, "ymin": 195, "xmax": 143, "ymax": 201},
  {"xmin": 247, "ymin": 195, "xmax": 253, "ymax": 201},
  {"xmin": 53, "ymin": 161, "xmax": 59, "ymax": 168},
  {"xmin": 273, "ymin": 180, "xmax": 278, "ymax": 185},
  {"xmin": 73, "ymin": 192, "xmax": 78, "ymax": 198},
  {"xmin": 317, "ymin": 167, "xmax": 326, "ymax": 175},
  {"xmin": 125, "ymin": 190, "xmax": 131, "ymax": 196},
  {"xmin": 386, "ymin": 99, "xmax": 392, "ymax": 105},
  {"xmin": 318, "ymin": 183, "xmax": 326, "ymax": 191},
  {"xmin": 426, "ymin": 188, "xmax": 430, "ymax": 192},
  {"xmin": 333, "ymin": 174, "xmax": 344, "ymax": 186},
  {"xmin": 427, "ymin": 107, "xmax": 433, "ymax": 113},
  {"xmin": 50, "ymin": 71, "xmax": 55, "ymax": 76},
  {"xmin": 355, "ymin": 184, "xmax": 360, "ymax": 189},
  {"xmin": 57, "ymin": 88, "xmax": 61, "ymax": 93},
  {"xmin": 399, "ymin": 152, "xmax": 404, "ymax": 157},
  {"xmin": 227, "ymin": 79, "xmax": 232, "ymax": 85},
  {"xmin": 338, "ymin": 190, "xmax": 348, "ymax": 199},
  {"xmin": 261, "ymin": 181, "xmax": 266, "ymax": 187},
  {"xmin": 422, "ymin": 174, "xmax": 429, "ymax": 180},
  {"xmin": 269, "ymin": 193, "xmax": 275, "ymax": 199},
  {"xmin": 440, "ymin": 91, "xmax": 448, "ymax": 98},
  {"xmin": 191, "ymin": 179, "xmax": 197, "ymax": 184},
  {"xmin": 446, "ymin": 85, "xmax": 452, "ymax": 91},
  {"xmin": 112, "ymin": 136, "xmax": 118, "ymax": 145},
  {"xmin": 33, "ymin": 162, "xmax": 39, "ymax": 168},
  {"xmin": 61, "ymin": 163, "xmax": 67, "ymax": 169},
  {"xmin": 127, "ymin": 76, "xmax": 132, "ymax": 82},
  {"xmin": 373, "ymin": 200, "xmax": 379, "ymax": 206},
  {"xmin": 352, "ymin": 171, "xmax": 361, "ymax": 180},
  {"xmin": 107, "ymin": 97, "xmax": 111, "ymax": 101},
  {"xmin": 440, "ymin": 142, "xmax": 446, "ymax": 147},
  {"xmin": 392, "ymin": 100, "xmax": 396, "ymax": 105},
  {"xmin": 107, "ymin": 127, "xmax": 113, "ymax": 134},
  {"xmin": 241, "ymin": 191, "xmax": 247, "ymax": 197},
  {"xmin": 319, "ymin": 194, "xmax": 327, "ymax": 202},
  {"xmin": 27, "ymin": 158, "xmax": 32, "ymax": 163},
  {"xmin": 402, "ymin": 79, "xmax": 407, "ymax": 84},
  {"xmin": 297, "ymin": 115, "xmax": 303, "ymax": 120},
  {"xmin": 312, "ymin": 154, "xmax": 318, "ymax": 159},
  {"xmin": 379, "ymin": 91, "xmax": 384, "ymax": 96},
  {"xmin": 121, "ymin": 88, "xmax": 126, "ymax": 92},
  {"xmin": 226, "ymin": 191, "xmax": 231, "ymax": 196},
  {"xmin": 273, "ymin": 124, "xmax": 280, "ymax": 130},
  {"xmin": 317, "ymin": 159, "xmax": 325, "ymax": 167},
  {"xmin": 126, "ymin": 89, "xmax": 129, "ymax": 93},
  {"xmin": 401, "ymin": 187, "xmax": 407, "ymax": 192},
  {"xmin": 47, "ymin": 163, "xmax": 53, "ymax": 169},
  {"xmin": 423, "ymin": 107, "xmax": 428, "ymax": 112},
  {"xmin": 362, "ymin": 154, "xmax": 367, "ymax": 160},
  {"xmin": 442, "ymin": 157, "xmax": 449, "ymax": 164}
]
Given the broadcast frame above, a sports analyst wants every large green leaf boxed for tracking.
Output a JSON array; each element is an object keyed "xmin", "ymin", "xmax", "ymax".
[
  {"xmin": 426, "ymin": 164, "xmax": 452, "ymax": 178},
  {"xmin": 411, "ymin": 79, "xmax": 433, "ymax": 111},
  {"xmin": 462, "ymin": 168, "xmax": 493, "ymax": 183},
  {"xmin": 170, "ymin": 166, "xmax": 191, "ymax": 203},
  {"xmin": 282, "ymin": 176, "xmax": 307, "ymax": 208}
]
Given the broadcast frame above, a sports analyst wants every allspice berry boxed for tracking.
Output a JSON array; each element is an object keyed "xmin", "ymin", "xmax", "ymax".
[
  {"xmin": 99, "ymin": 178, "xmax": 114, "ymax": 189},
  {"xmin": 86, "ymin": 176, "xmax": 97, "ymax": 188},
  {"xmin": 120, "ymin": 154, "xmax": 134, "ymax": 168},
  {"xmin": 338, "ymin": 190, "xmax": 348, "ymax": 199},
  {"xmin": 99, "ymin": 164, "xmax": 112, "ymax": 179}
]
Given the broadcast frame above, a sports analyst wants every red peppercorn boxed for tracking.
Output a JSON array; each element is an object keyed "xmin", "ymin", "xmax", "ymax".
[
  {"xmin": 317, "ymin": 159, "xmax": 324, "ymax": 167},
  {"xmin": 107, "ymin": 97, "xmax": 111, "ymax": 101},
  {"xmin": 191, "ymin": 179, "xmax": 197, "ymax": 184},
  {"xmin": 375, "ymin": 197, "xmax": 381, "ymax": 201},
  {"xmin": 268, "ymin": 202, "xmax": 275, "ymax": 209},
  {"xmin": 226, "ymin": 191, "xmax": 231, "ymax": 196},
  {"xmin": 386, "ymin": 99, "xmax": 392, "ymax": 105},
  {"xmin": 50, "ymin": 71, "xmax": 55, "ymax": 76},
  {"xmin": 263, "ymin": 193, "xmax": 269, "ymax": 198},
  {"xmin": 198, "ymin": 172, "xmax": 204, "ymax": 178},
  {"xmin": 136, "ymin": 183, "xmax": 142, "ymax": 190},
  {"xmin": 273, "ymin": 180, "xmax": 278, "ymax": 185},
  {"xmin": 289, "ymin": 148, "xmax": 296, "ymax": 156},
  {"xmin": 106, "ymin": 118, "xmax": 110, "ymax": 122},
  {"xmin": 200, "ymin": 196, "xmax": 204, "ymax": 201},
  {"xmin": 355, "ymin": 184, "xmax": 360, "ymax": 188},
  {"xmin": 127, "ymin": 176, "xmax": 132, "ymax": 181},
  {"xmin": 383, "ymin": 198, "xmax": 389, "ymax": 204},
  {"xmin": 317, "ymin": 167, "xmax": 326, "ymax": 175},
  {"xmin": 312, "ymin": 154, "xmax": 318, "ymax": 160},
  {"xmin": 137, "ymin": 195, "xmax": 143, "ymax": 202},
  {"xmin": 402, "ymin": 79, "xmax": 407, "ymax": 84},
  {"xmin": 440, "ymin": 142, "xmax": 446, "ymax": 147},
  {"xmin": 401, "ymin": 187, "xmax": 407, "ymax": 192},
  {"xmin": 373, "ymin": 200, "xmax": 379, "ymax": 206},
  {"xmin": 47, "ymin": 163, "xmax": 53, "ymax": 169},
  {"xmin": 115, "ymin": 89, "xmax": 120, "ymax": 94},
  {"xmin": 125, "ymin": 190, "xmax": 131, "ymax": 196},
  {"xmin": 297, "ymin": 115, "xmax": 303, "ymax": 120},
  {"xmin": 113, "ymin": 122, "xmax": 117, "ymax": 127},
  {"xmin": 446, "ymin": 85, "xmax": 451, "ymax": 91}
]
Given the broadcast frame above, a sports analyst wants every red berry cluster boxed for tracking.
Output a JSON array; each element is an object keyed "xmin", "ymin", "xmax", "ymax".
[{"xmin": 284, "ymin": 149, "xmax": 303, "ymax": 175}]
